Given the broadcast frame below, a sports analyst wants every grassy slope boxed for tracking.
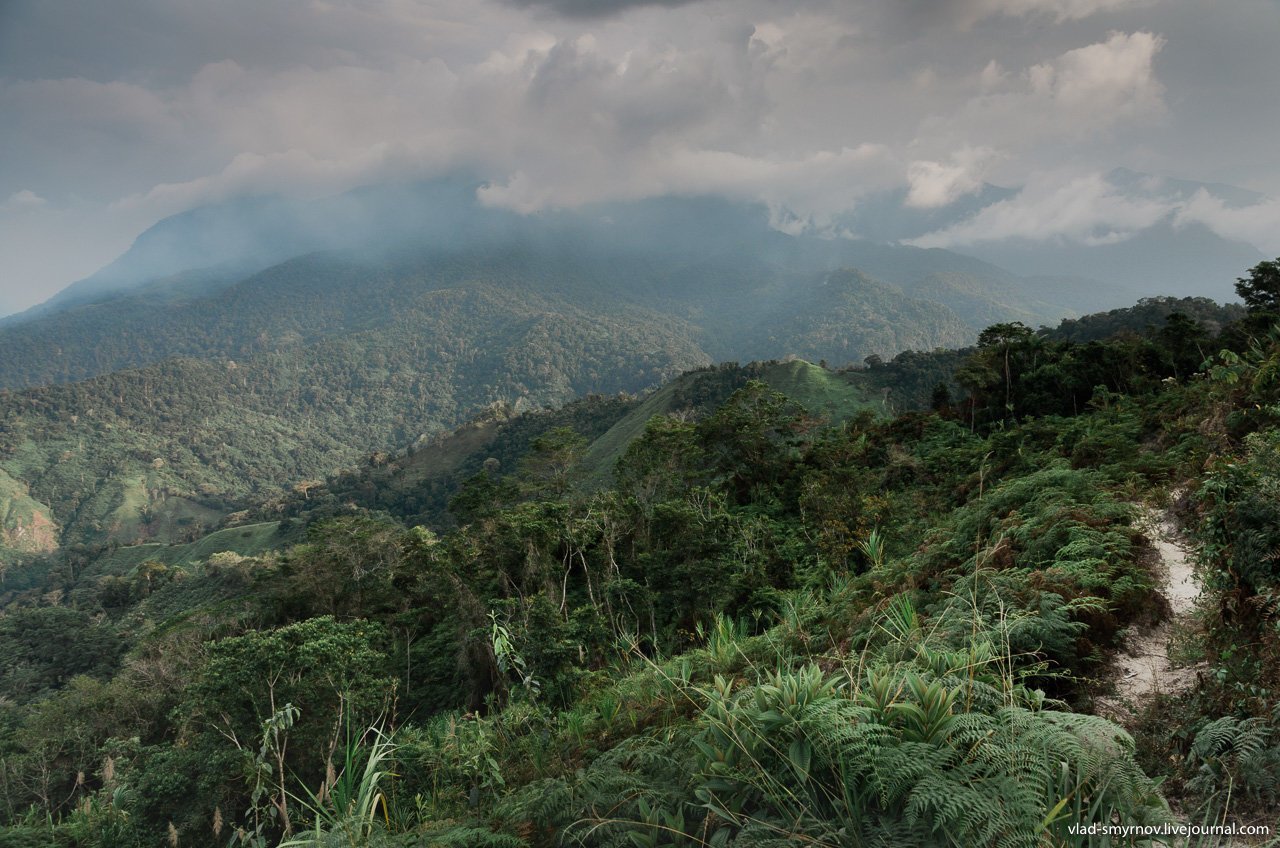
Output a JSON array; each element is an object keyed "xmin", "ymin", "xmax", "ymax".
[
  {"xmin": 0, "ymin": 282, "xmax": 710, "ymax": 552},
  {"xmin": 372, "ymin": 416, "xmax": 507, "ymax": 500},
  {"xmin": 84, "ymin": 521, "xmax": 289, "ymax": 579},
  {"xmin": 761, "ymin": 359, "xmax": 885, "ymax": 422},
  {"xmin": 0, "ymin": 468, "xmax": 58, "ymax": 560},
  {"xmin": 578, "ymin": 360, "xmax": 883, "ymax": 488},
  {"xmin": 0, "ymin": 520, "xmax": 291, "ymax": 602}
]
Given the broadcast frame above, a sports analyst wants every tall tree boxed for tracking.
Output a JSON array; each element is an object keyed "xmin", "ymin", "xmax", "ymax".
[{"xmin": 1236, "ymin": 258, "xmax": 1280, "ymax": 315}]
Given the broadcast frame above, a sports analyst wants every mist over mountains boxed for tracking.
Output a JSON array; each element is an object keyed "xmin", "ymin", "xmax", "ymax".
[
  {"xmin": 14, "ymin": 165, "xmax": 1263, "ymax": 327},
  {"xmin": 838, "ymin": 167, "xmax": 1265, "ymax": 302},
  {"xmin": 0, "ymin": 175, "xmax": 1072, "ymax": 390},
  {"xmin": 0, "ymin": 168, "xmax": 1262, "ymax": 558}
]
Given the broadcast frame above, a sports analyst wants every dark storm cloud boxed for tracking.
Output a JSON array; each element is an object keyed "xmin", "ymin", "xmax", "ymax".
[
  {"xmin": 1, "ymin": 0, "xmax": 1279, "ymax": 314},
  {"xmin": 502, "ymin": 0, "xmax": 705, "ymax": 19}
]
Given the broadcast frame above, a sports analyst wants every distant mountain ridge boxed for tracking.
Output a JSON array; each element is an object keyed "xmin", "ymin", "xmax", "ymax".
[
  {"xmin": 837, "ymin": 168, "xmax": 1267, "ymax": 303},
  {"xmin": 0, "ymin": 179, "xmax": 1247, "ymax": 558},
  {"xmin": 0, "ymin": 182, "xmax": 1122, "ymax": 391}
]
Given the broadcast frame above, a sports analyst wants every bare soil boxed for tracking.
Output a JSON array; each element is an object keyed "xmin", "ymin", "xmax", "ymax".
[{"xmin": 1096, "ymin": 502, "xmax": 1204, "ymax": 720}]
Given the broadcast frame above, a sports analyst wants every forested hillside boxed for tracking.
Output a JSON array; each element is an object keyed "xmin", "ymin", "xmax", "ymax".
[
  {"xmin": 0, "ymin": 283, "xmax": 709, "ymax": 556},
  {"xmin": 0, "ymin": 190, "xmax": 1162, "ymax": 559},
  {"xmin": 0, "ymin": 242, "xmax": 1041, "ymax": 556},
  {"xmin": 0, "ymin": 262, "xmax": 1277, "ymax": 847},
  {"xmin": 254, "ymin": 359, "xmax": 885, "ymax": 530},
  {"xmin": 0, "ymin": 190, "xmax": 1109, "ymax": 393}
]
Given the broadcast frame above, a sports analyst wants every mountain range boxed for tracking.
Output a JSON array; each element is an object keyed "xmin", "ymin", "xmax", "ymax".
[{"xmin": 0, "ymin": 174, "xmax": 1259, "ymax": 561}]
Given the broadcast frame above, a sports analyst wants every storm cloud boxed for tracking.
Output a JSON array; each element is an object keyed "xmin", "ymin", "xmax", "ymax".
[
  {"xmin": 1, "ymin": 0, "xmax": 1278, "ymax": 314},
  {"xmin": 503, "ymin": 0, "xmax": 706, "ymax": 19}
]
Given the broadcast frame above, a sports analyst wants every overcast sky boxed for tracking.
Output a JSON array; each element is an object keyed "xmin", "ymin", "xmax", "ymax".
[{"xmin": 2, "ymin": 0, "xmax": 1278, "ymax": 314}]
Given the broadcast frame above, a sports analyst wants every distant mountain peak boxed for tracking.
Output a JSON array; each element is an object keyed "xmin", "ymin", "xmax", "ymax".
[{"xmin": 1104, "ymin": 167, "xmax": 1265, "ymax": 209}]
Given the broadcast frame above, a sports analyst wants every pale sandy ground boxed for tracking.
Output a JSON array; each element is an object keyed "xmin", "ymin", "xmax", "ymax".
[
  {"xmin": 1097, "ymin": 503, "xmax": 1203, "ymax": 715},
  {"xmin": 1096, "ymin": 502, "xmax": 1275, "ymax": 846}
]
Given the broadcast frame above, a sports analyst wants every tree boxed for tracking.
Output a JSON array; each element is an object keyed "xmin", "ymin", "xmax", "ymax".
[
  {"xmin": 1236, "ymin": 258, "xmax": 1280, "ymax": 314},
  {"xmin": 1158, "ymin": 311, "xmax": 1209, "ymax": 378},
  {"xmin": 518, "ymin": 426, "xmax": 587, "ymax": 499},
  {"xmin": 182, "ymin": 617, "xmax": 393, "ymax": 841},
  {"xmin": 960, "ymin": 322, "xmax": 1035, "ymax": 425},
  {"xmin": 978, "ymin": 323, "xmax": 1033, "ymax": 412},
  {"xmin": 930, "ymin": 381, "xmax": 952, "ymax": 413},
  {"xmin": 696, "ymin": 381, "xmax": 811, "ymax": 504}
]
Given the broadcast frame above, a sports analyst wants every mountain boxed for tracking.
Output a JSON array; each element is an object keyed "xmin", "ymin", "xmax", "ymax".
[
  {"xmin": 4, "ymin": 177, "xmax": 494, "ymax": 320},
  {"xmin": 961, "ymin": 218, "xmax": 1263, "ymax": 304},
  {"xmin": 0, "ymin": 281, "xmax": 713, "ymax": 556},
  {"xmin": 2, "ymin": 299, "xmax": 1277, "ymax": 846},
  {"xmin": 0, "ymin": 183, "xmax": 1215, "ymax": 558},
  {"xmin": 838, "ymin": 168, "xmax": 1268, "ymax": 306},
  {"xmin": 0, "ymin": 185, "xmax": 1115, "ymax": 391}
]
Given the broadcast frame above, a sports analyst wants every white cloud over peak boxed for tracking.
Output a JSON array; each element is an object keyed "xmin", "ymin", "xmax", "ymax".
[
  {"xmin": 911, "ymin": 171, "xmax": 1280, "ymax": 254},
  {"xmin": 909, "ymin": 172, "xmax": 1170, "ymax": 247},
  {"xmin": 1175, "ymin": 191, "xmax": 1280, "ymax": 254},
  {"xmin": 905, "ymin": 147, "xmax": 1000, "ymax": 208},
  {"xmin": 1, "ymin": 0, "xmax": 1279, "ymax": 312}
]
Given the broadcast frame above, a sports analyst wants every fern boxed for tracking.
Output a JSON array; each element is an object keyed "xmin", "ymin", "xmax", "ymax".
[
  {"xmin": 413, "ymin": 824, "xmax": 527, "ymax": 847},
  {"xmin": 1186, "ymin": 714, "xmax": 1280, "ymax": 811}
]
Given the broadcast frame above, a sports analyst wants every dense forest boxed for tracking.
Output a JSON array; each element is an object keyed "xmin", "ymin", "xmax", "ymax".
[
  {"xmin": 0, "ymin": 281, "xmax": 710, "ymax": 555},
  {"xmin": 0, "ymin": 192, "xmax": 1183, "ymax": 561},
  {"xmin": 0, "ymin": 197, "xmax": 1058, "ymax": 394},
  {"xmin": 0, "ymin": 252, "xmax": 1276, "ymax": 847}
]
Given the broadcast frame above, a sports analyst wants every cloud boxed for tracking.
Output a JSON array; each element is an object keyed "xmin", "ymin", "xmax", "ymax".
[
  {"xmin": 1, "ymin": 190, "xmax": 47, "ymax": 212},
  {"xmin": 110, "ymin": 147, "xmax": 434, "ymax": 217},
  {"xmin": 905, "ymin": 0, "xmax": 1154, "ymax": 29},
  {"xmin": 477, "ymin": 143, "xmax": 897, "ymax": 217},
  {"xmin": 1176, "ymin": 190, "xmax": 1280, "ymax": 254},
  {"xmin": 1030, "ymin": 30, "xmax": 1165, "ymax": 116},
  {"xmin": 502, "ymin": 0, "xmax": 705, "ymax": 18},
  {"xmin": 908, "ymin": 172, "xmax": 1172, "ymax": 247},
  {"xmin": 3, "ymin": 0, "xmax": 1280, "ymax": 311},
  {"xmin": 905, "ymin": 147, "xmax": 999, "ymax": 208},
  {"xmin": 947, "ymin": 30, "xmax": 1166, "ymax": 148},
  {"xmin": 99, "ymin": 29, "xmax": 781, "ymax": 217},
  {"xmin": 910, "ymin": 171, "xmax": 1280, "ymax": 254}
]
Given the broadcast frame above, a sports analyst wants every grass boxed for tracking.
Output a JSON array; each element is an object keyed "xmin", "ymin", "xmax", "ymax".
[
  {"xmin": 0, "ymin": 467, "xmax": 58, "ymax": 556},
  {"xmin": 757, "ymin": 359, "xmax": 883, "ymax": 423},
  {"xmin": 85, "ymin": 521, "xmax": 290, "ymax": 578},
  {"xmin": 576, "ymin": 375, "xmax": 688, "ymax": 489},
  {"xmin": 577, "ymin": 359, "xmax": 883, "ymax": 489}
]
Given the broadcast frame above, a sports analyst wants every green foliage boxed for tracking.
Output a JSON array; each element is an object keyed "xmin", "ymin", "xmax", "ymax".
[
  {"xmin": 0, "ymin": 608, "xmax": 123, "ymax": 704},
  {"xmin": 1, "ymin": 273, "xmax": 1273, "ymax": 845},
  {"xmin": 1193, "ymin": 427, "xmax": 1280, "ymax": 707},
  {"xmin": 1049, "ymin": 296, "xmax": 1244, "ymax": 344},
  {"xmin": 280, "ymin": 726, "xmax": 399, "ymax": 848},
  {"xmin": 1185, "ymin": 710, "xmax": 1280, "ymax": 814},
  {"xmin": 1235, "ymin": 257, "xmax": 1280, "ymax": 315},
  {"xmin": 688, "ymin": 663, "xmax": 1166, "ymax": 847},
  {"xmin": 185, "ymin": 617, "xmax": 393, "ymax": 758}
]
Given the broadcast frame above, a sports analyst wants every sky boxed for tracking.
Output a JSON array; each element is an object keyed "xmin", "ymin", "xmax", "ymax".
[{"xmin": 2, "ymin": 0, "xmax": 1279, "ymax": 314}]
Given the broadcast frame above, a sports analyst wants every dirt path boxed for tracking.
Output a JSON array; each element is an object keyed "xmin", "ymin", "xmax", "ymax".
[{"xmin": 1097, "ymin": 502, "xmax": 1203, "ymax": 718}]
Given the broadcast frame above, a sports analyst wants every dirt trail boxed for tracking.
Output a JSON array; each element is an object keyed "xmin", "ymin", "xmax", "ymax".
[{"xmin": 1097, "ymin": 502, "xmax": 1203, "ymax": 718}]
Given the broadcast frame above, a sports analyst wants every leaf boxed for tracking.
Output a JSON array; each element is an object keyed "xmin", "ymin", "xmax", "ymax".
[{"xmin": 789, "ymin": 737, "xmax": 812, "ymax": 781}]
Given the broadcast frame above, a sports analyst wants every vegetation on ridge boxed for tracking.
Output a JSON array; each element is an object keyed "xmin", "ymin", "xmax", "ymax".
[{"xmin": 0, "ymin": 262, "xmax": 1278, "ymax": 846}]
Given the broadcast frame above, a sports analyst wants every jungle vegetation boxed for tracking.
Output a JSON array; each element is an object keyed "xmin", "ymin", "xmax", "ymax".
[{"xmin": 0, "ymin": 261, "xmax": 1277, "ymax": 845}]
